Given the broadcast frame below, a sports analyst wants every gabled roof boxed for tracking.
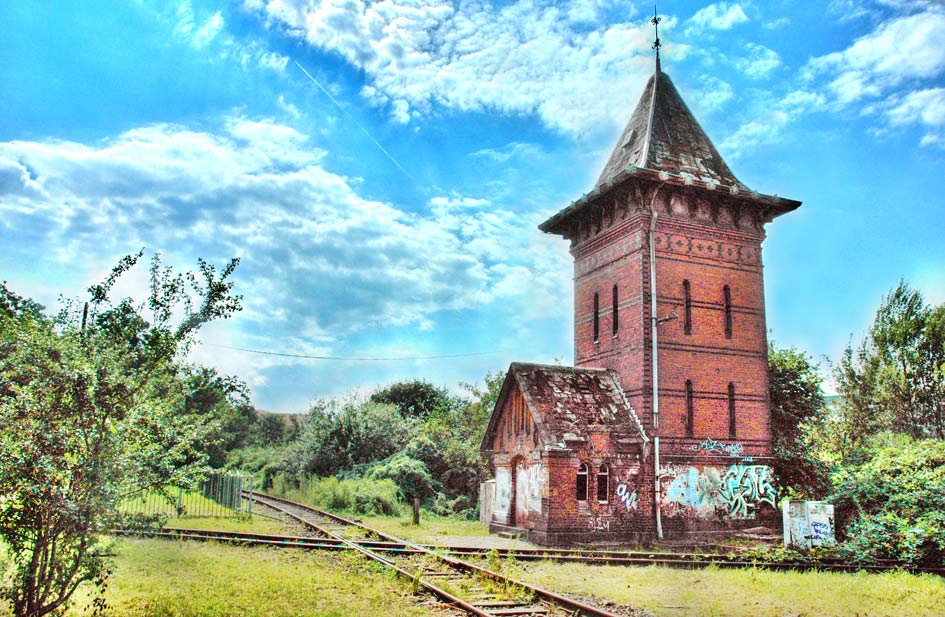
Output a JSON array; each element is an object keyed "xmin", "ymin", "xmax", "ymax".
[
  {"xmin": 595, "ymin": 68, "xmax": 748, "ymax": 192},
  {"xmin": 480, "ymin": 363, "xmax": 648, "ymax": 454}
]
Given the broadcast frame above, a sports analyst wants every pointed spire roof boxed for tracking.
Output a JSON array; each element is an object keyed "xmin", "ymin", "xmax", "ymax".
[{"xmin": 595, "ymin": 67, "xmax": 749, "ymax": 192}]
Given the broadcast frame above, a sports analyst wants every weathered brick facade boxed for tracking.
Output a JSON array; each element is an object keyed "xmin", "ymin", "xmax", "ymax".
[{"xmin": 482, "ymin": 58, "xmax": 799, "ymax": 545}]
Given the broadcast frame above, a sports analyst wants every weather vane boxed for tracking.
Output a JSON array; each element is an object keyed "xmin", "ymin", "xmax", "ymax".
[{"xmin": 651, "ymin": 5, "xmax": 662, "ymax": 69}]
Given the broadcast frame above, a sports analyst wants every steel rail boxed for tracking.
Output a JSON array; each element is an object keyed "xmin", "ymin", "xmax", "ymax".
[
  {"xmin": 248, "ymin": 491, "xmax": 624, "ymax": 617},
  {"xmin": 113, "ymin": 523, "xmax": 945, "ymax": 578}
]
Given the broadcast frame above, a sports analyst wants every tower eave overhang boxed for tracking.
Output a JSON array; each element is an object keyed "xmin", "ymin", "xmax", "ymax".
[{"xmin": 538, "ymin": 166, "xmax": 801, "ymax": 237}]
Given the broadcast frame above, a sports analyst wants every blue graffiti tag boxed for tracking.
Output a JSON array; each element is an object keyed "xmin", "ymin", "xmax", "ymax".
[
  {"xmin": 717, "ymin": 464, "xmax": 776, "ymax": 519},
  {"xmin": 616, "ymin": 483, "xmax": 638, "ymax": 511}
]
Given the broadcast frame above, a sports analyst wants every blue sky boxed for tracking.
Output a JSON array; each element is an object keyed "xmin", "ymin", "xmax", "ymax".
[{"xmin": 1, "ymin": 0, "xmax": 943, "ymax": 412}]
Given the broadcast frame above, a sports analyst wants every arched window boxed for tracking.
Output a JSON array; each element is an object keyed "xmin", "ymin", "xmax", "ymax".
[
  {"xmin": 612, "ymin": 285, "xmax": 619, "ymax": 336},
  {"xmin": 593, "ymin": 293, "xmax": 600, "ymax": 342},
  {"xmin": 723, "ymin": 285, "xmax": 733, "ymax": 339},
  {"xmin": 728, "ymin": 382, "xmax": 737, "ymax": 438},
  {"xmin": 576, "ymin": 463, "xmax": 589, "ymax": 501},
  {"xmin": 683, "ymin": 279, "xmax": 692, "ymax": 335},
  {"xmin": 685, "ymin": 380, "xmax": 694, "ymax": 437},
  {"xmin": 597, "ymin": 465, "xmax": 610, "ymax": 503}
]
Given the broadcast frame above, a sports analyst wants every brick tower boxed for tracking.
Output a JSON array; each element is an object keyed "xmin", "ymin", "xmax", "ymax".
[{"xmin": 539, "ymin": 28, "xmax": 800, "ymax": 537}]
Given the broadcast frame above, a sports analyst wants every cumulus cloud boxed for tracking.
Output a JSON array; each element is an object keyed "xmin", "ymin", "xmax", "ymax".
[
  {"xmin": 248, "ymin": 0, "xmax": 657, "ymax": 136},
  {"xmin": 736, "ymin": 43, "xmax": 781, "ymax": 79},
  {"xmin": 805, "ymin": 9, "xmax": 945, "ymax": 104},
  {"xmin": 0, "ymin": 118, "xmax": 568, "ymax": 379},
  {"xmin": 882, "ymin": 87, "xmax": 945, "ymax": 145},
  {"xmin": 687, "ymin": 3, "xmax": 749, "ymax": 31}
]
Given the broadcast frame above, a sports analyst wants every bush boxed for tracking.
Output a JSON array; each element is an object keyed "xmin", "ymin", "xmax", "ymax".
[
  {"xmin": 831, "ymin": 434, "xmax": 945, "ymax": 566},
  {"xmin": 270, "ymin": 474, "xmax": 401, "ymax": 516}
]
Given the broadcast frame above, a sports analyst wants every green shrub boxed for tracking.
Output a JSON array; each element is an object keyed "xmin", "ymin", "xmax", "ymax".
[
  {"xmin": 270, "ymin": 474, "xmax": 401, "ymax": 516},
  {"xmin": 831, "ymin": 434, "xmax": 945, "ymax": 566}
]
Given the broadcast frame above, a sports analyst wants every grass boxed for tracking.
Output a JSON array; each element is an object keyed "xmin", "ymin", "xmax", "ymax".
[
  {"xmin": 357, "ymin": 512, "xmax": 490, "ymax": 544},
  {"xmin": 163, "ymin": 514, "xmax": 290, "ymax": 535},
  {"xmin": 513, "ymin": 560, "xmax": 945, "ymax": 617},
  {"xmin": 58, "ymin": 538, "xmax": 433, "ymax": 616}
]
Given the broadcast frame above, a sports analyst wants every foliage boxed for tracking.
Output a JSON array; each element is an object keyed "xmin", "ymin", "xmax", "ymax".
[
  {"xmin": 283, "ymin": 399, "xmax": 413, "ymax": 478},
  {"xmin": 270, "ymin": 474, "xmax": 401, "ymax": 516},
  {"xmin": 367, "ymin": 453, "xmax": 434, "ymax": 502},
  {"xmin": 767, "ymin": 344, "xmax": 830, "ymax": 498},
  {"xmin": 0, "ymin": 253, "xmax": 241, "ymax": 617},
  {"xmin": 830, "ymin": 434, "xmax": 945, "ymax": 566},
  {"xmin": 179, "ymin": 365, "xmax": 254, "ymax": 467},
  {"xmin": 225, "ymin": 446, "xmax": 288, "ymax": 489},
  {"xmin": 833, "ymin": 281, "xmax": 945, "ymax": 450},
  {"xmin": 369, "ymin": 378, "xmax": 453, "ymax": 420}
]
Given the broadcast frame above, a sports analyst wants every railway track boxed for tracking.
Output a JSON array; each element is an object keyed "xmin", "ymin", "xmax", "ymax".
[
  {"xmin": 113, "ymin": 490, "xmax": 945, "ymax": 615},
  {"xmin": 244, "ymin": 491, "xmax": 626, "ymax": 616}
]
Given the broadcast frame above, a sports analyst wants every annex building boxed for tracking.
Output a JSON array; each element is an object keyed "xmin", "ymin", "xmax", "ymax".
[{"xmin": 480, "ymin": 26, "xmax": 800, "ymax": 545}]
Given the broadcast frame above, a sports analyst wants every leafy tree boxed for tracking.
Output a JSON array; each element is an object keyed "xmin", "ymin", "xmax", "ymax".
[
  {"xmin": 180, "ymin": 365, "xmax": 255, "ymax": 467},
  {"xmin": 768, "ymin": 344, "xmax": 830, "ymax": 498},
  {"xmin": 255, "ymin": 413, "xmax": 287, "ymax": 446},
  {"xmin": 368, "ymin": 453, "xmax": 434, "ymax": 523},
  {"xmin": 369, "ymin": 379, "xmax": 453, "ymax": 420},
  {"xmin": 833, "ymin": 281, "xmax": 945, "ymax": 447},
  {"xmin": 284, "ymin": 399, "xmax": 413, "ymax": 478},
  {"xmin": 0, "ymin": 252, "xmax": 241, "ymax": 617}
]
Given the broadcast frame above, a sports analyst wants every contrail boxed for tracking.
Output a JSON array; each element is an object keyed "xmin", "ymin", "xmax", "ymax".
[{"xmin": 294, "ymin": 60, "xmax": 413, "ymax": 181}]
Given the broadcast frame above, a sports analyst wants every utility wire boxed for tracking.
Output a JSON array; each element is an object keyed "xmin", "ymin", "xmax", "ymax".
[{"xmin": 200, "ymin": 342, "xmax": 504, "ymax": 362}]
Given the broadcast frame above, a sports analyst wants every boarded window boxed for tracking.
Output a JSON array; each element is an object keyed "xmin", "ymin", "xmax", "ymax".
[
  {"xmin": 728, "ymin": 382, "xmax": 737, "ymax": 438},
  {"xmin": 597, "ymin": 465, "xmax": 610, "ymax": 503},
  {"xmin": 683, "ymin": 279, "xmax": 692, "ymax": 335},
  {"xmin": 576, "ymin": 463, "xmax": 588, "ymax": 501},
  {"xmin": 593, "ymin": 293, "xmax": 600, "ymax": 342},
  {"xmin": 685, "ymin": 380, "xmax": 694, "ymax": 437},
  {"xmin": 723, "ymin": 285, "xmax": 732, "ymax": 339},
  {"xmin": 612, "ymin": 285, "xmax": 619, "ymax": 336}
]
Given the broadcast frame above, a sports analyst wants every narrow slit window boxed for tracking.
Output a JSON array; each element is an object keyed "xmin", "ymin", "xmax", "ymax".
[
  {"xmin": 597, "ymin": 465, "xmax": 610, "ymax": 503},
  {"xmin": 723, "ymin": 285, "xmax": 733, "ymax": 339},
  {"xmin": 728, "ymin": 382, "xmax": 737, "ymax": 438},
  {"xmin": 593, "ymin": 293, "xmax": 600, "ymax": 342},
  {"xmin": 612, "ymin": 285, "xmax": 619, "ymax": 336},
  {"xmin": 685, "ymin": 380, "xmax": 694, "ymax": 437},
  {"xmin": 683, "ymin": 279, "xmax": 692, "ymax": 335},
  {"xmin": 576, "ymin": 463, "xmax": 588, "ymax": 501}
]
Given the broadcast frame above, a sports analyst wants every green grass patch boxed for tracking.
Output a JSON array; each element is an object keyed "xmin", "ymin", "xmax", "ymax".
[
  {"xmin": 163, "ymin": 514, "xmax": 290, "ymax": 535},
  {"xmin": 357, "ymin": 511, "xmax": 489, "ymax": 544},
  {"xmin": 514, "ymin": 561, "xmax": 945, "ymax": 617},
  {"xmin": 59, "ymin": 538, "xmax": 431, "ymax": 616}
]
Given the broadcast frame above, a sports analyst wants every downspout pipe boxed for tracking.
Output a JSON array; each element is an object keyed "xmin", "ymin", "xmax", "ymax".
[{"xmin": 649, "ymin": 186, "xmax": 665, "ymax": 541}]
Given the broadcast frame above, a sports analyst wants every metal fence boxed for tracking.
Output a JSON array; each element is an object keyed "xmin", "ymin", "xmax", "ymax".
[{"xmin": 120, "ymin": 471, "xmax": 254, "ymax": 519}]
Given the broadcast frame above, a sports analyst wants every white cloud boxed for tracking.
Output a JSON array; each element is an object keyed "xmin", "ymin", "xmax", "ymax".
[
  {"xmin": 882, "ymin": 87, "xmax": 945, "ymax": 145},
  {"xmin": 693, "ymin": 75, "xmax": 734, "ymax": 112},
  {"xmin": 249, "ymin": 0, "xmax": 657, "ymax": 136},
  {"xmin": 0, "ymin": 117, "xmax": 568, "ymax": 393},
  {"xmin": 687, "ymin": 3, "xmax": 749, "ymax": 31},
  {"xmin": 719, "ymin": 111, "xmax": 789, "ymax": 158},
  {"xmin": 806, "ymin": 9, "xmax": 945, "ymax": 104},
  {"xmin": 736, "ymin": 43, "xmax": 781, "ymax": 79},
  {"xmin": 763, "ymin": 16, "xmax": 790, "ymax": 29}
]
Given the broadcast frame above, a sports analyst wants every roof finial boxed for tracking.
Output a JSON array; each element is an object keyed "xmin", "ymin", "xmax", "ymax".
[{"xmin": 651, "ymin": 5, "xmax": 662, "ymax": 73}]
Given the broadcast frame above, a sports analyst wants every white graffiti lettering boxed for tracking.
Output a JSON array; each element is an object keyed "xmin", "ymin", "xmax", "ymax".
[
  {"xmin": 688, "ymin": 438, "xmax": 743, "ymax": 458},
  {"xmin": 616, "ymin": 483, "xmax": 638, "ymax": 511}
]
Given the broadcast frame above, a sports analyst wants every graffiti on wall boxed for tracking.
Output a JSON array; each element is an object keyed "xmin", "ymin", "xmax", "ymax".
[
  {"xmin": 494, "ymin": 467, "xmax": 511, "ymax": 519},
  {"xmin": 688, "ymin": 438, "xmax": 743, "ymax": 458},
  {"xmin": 661, "ymin": 464, "xmax": 776, "ymax": 520},
  {"xmin": 616, "ymin": 482, "xmax": 638, "ymax": 511},
  {"xmin": 527, "ymin": 462, "xmax": 542, "ymax": 514},
  {"xmin": 587, "ymin": 517, "xmax": 611, "ymax": 532},
  {"xmin": 717, "ymin": 464, "xmax": 776, "ymax": 519}
]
